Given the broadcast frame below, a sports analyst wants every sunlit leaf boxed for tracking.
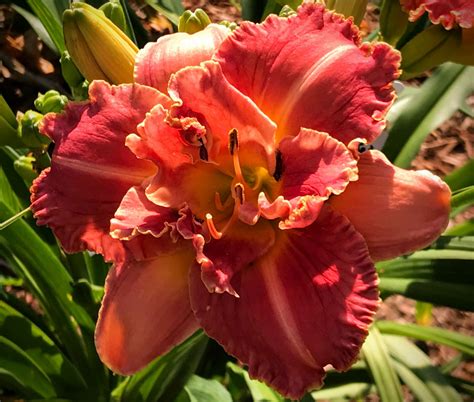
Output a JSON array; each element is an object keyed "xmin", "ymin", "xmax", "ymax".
[
  {"xmin": 384, "ymin": 335, "xmax": 462, "ymax": 401},
  {"xmin": 383, "ymin": 63, "xmax": 474, "ymax": 167},
  {"xmin": 362, "ymin": 327, "xmax": 404, "ymax": 402}
]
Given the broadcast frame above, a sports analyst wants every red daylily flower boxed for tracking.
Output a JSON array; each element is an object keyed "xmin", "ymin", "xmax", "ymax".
[
  {"xmin": 30, "ymin": 4, "xmax": 451, "ymax": 399},
  {"xmin": 400, "ymin": 0, "xmax": 474, "ymax": 29}
]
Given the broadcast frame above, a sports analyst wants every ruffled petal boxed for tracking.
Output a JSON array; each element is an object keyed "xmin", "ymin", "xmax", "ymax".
[
  {"xmin": 95, "ymin": 242, "xmax": 198, "ymax": 375},
  {"xmin": 110, "ymin": 186, "xmax": 179, "ymax": 240},
  {"xmin": 260, "ymin": 129, "xmax": 358, "ymax": 229},
  {"xmin": 134, "ymin": 24, "xmax": 230, "ymax": 93},
  {"xmin": 168, "ymin": 61, "xmax": 276, "ymax": 165},
  {"xmin": 401, "ymin": 0, "xmax": 474, "ymax": 29},
  {"xmin": 193, "ymin": 219, "xmax": 276, "ymax": 296},
  {"xmin": 31, "ymin": 81, "xmax": 170, "ymax": 261},
  {"xmin": 330, "ymin": 150, "xmax": 451, "ymax": 261},
  {"xmin": 189, "ymin": 207, "xmax": 378, "ymax": 399},
  {"xmin": 215, "ymin": 4, "xmax": 400, "ymax": 144}
]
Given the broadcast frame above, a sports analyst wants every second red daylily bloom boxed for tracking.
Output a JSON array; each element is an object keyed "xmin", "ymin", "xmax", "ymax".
[
  {"xmin": 30, "ymin": 4, "xmax": 451, "ymax": 399},
  {"xmin": 400, "ymin": 0, "xmax": 474, "ymax": 29}
]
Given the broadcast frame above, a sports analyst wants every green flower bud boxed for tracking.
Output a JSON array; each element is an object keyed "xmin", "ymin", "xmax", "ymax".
[
  {"xmin": 14, "ymin": 155, "xmax": 38, "ymax": 185},
  {"xmin": 279, "ymin": 5, "xmax": 297, "ymax": 18},
  {"xmin": 218, "ymin": 20, "xmax": 238, "ymax": 31},
  {"xmin": 178, "ymin": 9, "xmax": 212, "ymax": 34},
  {"xmin": 400, "ymin": 25, "xmax": 462, "ymax": 78},
  {"xmin": 34, "ymin": 90, "xmax": 68, "ymax": 114},
  {"xmin": 60, "ymin": 51, "xmax": 84, "ymax": 89},
  {"xmin": 379, "ymin": 0, "xmax": 409, "ymax": 46},
  {"xmin": 99, "ymin": 0, "xmax": 127, "ymax": 33},
  {"xmin": 18, "ymin": 110, "xmax": 50, "ymax": 148}
]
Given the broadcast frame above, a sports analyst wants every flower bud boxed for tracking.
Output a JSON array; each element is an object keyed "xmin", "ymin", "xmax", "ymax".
[
  {"xmin": 18, "ymin": 111, "xmax": 50, "ymax": 148},
  {"xmin": 60, "ymin": 51, "xmax": 84, "ymax": 88},
  {"xmin": 379, "ymin": 0, "xmax": 409, "ymax": 46},
  {"xmin": 400, "ymin": 25, "xmax": 462, "ymax": 78},
  {"xmin": 34, "ymin": 90, "xmax": 68, "ymax": 114},
  {"xmin": 178, "ymin": 9, "xmax": 211, "ymax": 34},
  {"xmin": 279, "ymin": 5, "xmax": 297, "ymax": 18},
  {"xmin": 63, "ymin": 2, "xmax": 138, "ymax": 84},
  {"xmin": 99, "ymin": 0, "xmax": 127, "ymax": 33},
  {"xmin": 219, "ymin": 20, "xmax": 238, "ymax": 31},
  {"xmin": 321, "ymin": 0, "xmax": 369, "ymax": 25},
  {"xmin": 14, "ymin": 155, "xmax": 38, "ymax": 185}
]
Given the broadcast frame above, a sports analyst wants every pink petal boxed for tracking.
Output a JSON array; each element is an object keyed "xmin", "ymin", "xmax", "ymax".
[
  {"xmin": 215, "ymin": 4, "xmax": 400, "ymax": 144},
  {"xmin": 135, "ymin": 24, "xmax": 230, "ymax": 93},
  {"xmin": 330, "ymin": 150, "xmax": 451, "ymax": 261},
  {"xmin": 189, "ymin": 207, "xmax": 378, "ymax": 399},
  {"xmin": 95, "ymin": 243, "xmax": 198, "ymax": 375},
  {"xmin": 401, "ymin": 0, "xmax": 474, "ymax": 29},
  {"xmin": 30, "ymin": 81, "xmax": 169, "ymax": 261},
  {"xmin": 110, "ymin": 185, "xmax": 179, "ymax": 240},
  {"xmin": 168, "ymin": 61, "xmax": 276, "ymax": 164},
  {"xmin": 260, "ymin": 129, "xmax": 358, "ymax": 229}
]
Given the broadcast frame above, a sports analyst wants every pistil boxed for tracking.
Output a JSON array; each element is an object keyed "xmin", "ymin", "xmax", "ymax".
[{"xmin": 205, "ymin": 128, "xmax": 248, "ymax": 239}]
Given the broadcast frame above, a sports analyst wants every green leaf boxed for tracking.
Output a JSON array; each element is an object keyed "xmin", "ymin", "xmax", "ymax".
[
  {"xmin": 383, "ymin": 63, "xmax": 474, "ymax": 167},
  {"xmin": 445, "ymin": 219, "xmax": 474, "ymax": 236},
  {"xmin": 312, "ymin": 382, "xmax": 375, "ymax": 400},
  {"xmin": 122, "ymin": 331, "xmax": 208, "ymax": 402},
  {"xmin": 362, "ymin": 327, "xmax": 404, "ymax": 402},
  {"xmin": 451, "ymin": 186, "xmax": 474, "ymax": 214},
  {"xmin": 384, "ymin": 335, "xmax": 462, "ymax": 401},
  {"xmin": 26, "ymin": 0, "xmax": 65, "ymax": 53},
  {"xmin": 444, "ymin": 159, "xmax": 474, "ymax": 191},
  {"xmin": 0, "ymin": 202, "xmax": 106, "ymax": 392},
  {"xmin": 392, "ymin": 360, "xmax": 437, "ymax": 401},
  {"xmin": 377, "ymin": 237, "xmax": 474, "ymax": 309},
  {"xmin": 0, "ymin": 301, "xmax": 88, "ymax": 395},
  {"xmin": 376, "ymin": 321, "xmax": 474, "ymax": 355},
  {"xmin": 11, "ymin": 5, "xmax": 57, "ymax": 53},
  {"xmin": 143, "ymin": 0, "xmax": 183, "ymax": 26},
  {"xmin": 177, "ymin": 375, "xmax": 233, "ymax": 402},
  {"xmin": 227, "ymin": 362, "xmax": 284, "ymax": 402},
  {"xmin": 0, "ymin": 95, "xmax": 17, "ymax": 128},
  {"xmin": 0, "ymin": 335, "xmax": 56, "ymax": 398},
  {"xmin": 378, "ymin": 278, "xmax": 474, "ymax": 310}
]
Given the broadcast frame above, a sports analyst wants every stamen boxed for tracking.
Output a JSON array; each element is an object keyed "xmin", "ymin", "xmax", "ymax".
[
  {"xmin": 273, "ymin": 149, "xmax": 283, "ymax": 181},
  {"xmin": 206, "ymin": 213, "xmax": 223, "ymax": 239},
  {"xmin": 234, "ymin": 183, "xmax": 245, "ymax": 205},
  {"xmin": 228, "ymin": 128, "xmax": 239, "ymax": 155},
  {"xmin": 228, "ymin": 129, "xmax": 244, "ymax": 183}
]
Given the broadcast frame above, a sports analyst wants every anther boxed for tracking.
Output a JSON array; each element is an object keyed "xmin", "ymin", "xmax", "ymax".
[
  {"xmin": 228, "ymin": 128, "xmax": 239, "ymax": 155},
  {"xmin": 273, "ymin": 149, "xmax": 283, "ymax": 181},
  {"xmin": 234, "ymin": 183, "xmax": 245, "ymax": 205},
  {"xmin": 206, "ymin": 213, "xmax": 223, "ymax": 239},
  {"xmin": 358, "ymin": 143, "xmax": 374, "ymax": 153}
]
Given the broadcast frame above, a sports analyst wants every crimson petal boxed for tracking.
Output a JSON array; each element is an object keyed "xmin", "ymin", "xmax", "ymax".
[
  {"xmin": 30, "ymin": 81, "xmax": 170, "ymax": 261},
  {"xmin": 189, "ymin": 207, "xmax": 378, "ymax": 399},
  {"xmin": 215, "ymin": 4, "xmax": 400, "ymax": 144}
]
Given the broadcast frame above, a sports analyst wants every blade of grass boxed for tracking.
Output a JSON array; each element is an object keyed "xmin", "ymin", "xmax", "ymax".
[
  {"xmin": 376, "ymin": 321, "xmax": 474, "ymax": 355},
  {"xmin": 383, "ymin": 64, "xmax": 474, "ymax": 167},
  {"xmin": 384, "ymin": 335, "xmax": 462, "ymax": 401},
  {"xmin": 362, "ymin": 327, "xmax": 404, "ymax": 402}
]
